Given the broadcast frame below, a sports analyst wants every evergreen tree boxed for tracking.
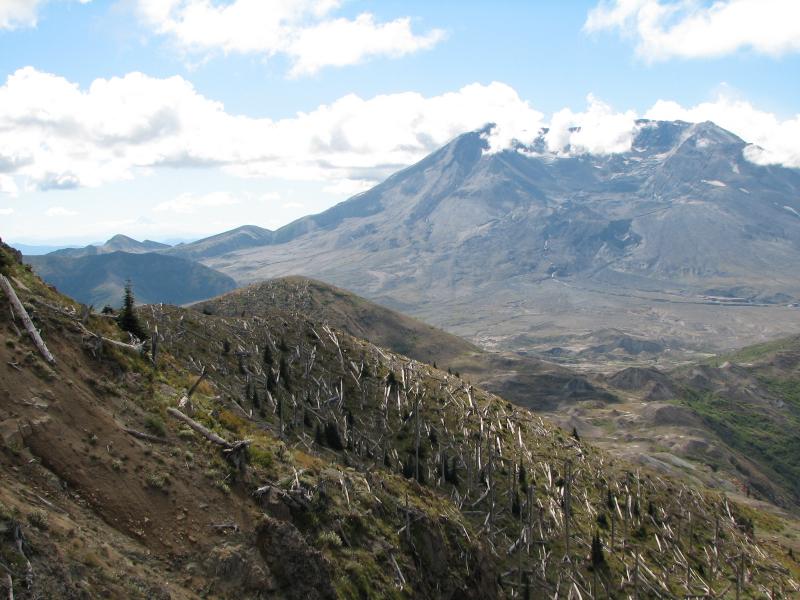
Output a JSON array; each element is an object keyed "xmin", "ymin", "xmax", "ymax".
[
  {"xmin": 519, "ymin": 463, "xmax": 528, "ymax": 489},
  {"xmin": 324, "ymin": 421, "xmax": 344, "ymax": 450},
  {"xmin": 279, "ymin": 356, "xmax": 292, "ymax": 391},
  {"xmin": 591, "ymin": 532, "xmax": 605, "ymax": 568},
  {"xmin": 263, "ymin": 343, "xmax": 273, "ymax": 366},
  {"xmin": 117, "ymin": 280, "xmax": 146, "ymax": 340}
]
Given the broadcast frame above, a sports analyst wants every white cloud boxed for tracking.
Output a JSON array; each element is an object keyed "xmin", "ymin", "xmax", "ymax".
[
  {"xmin": 282, "ymin": 201, "xmax": 305, "ymax": 209},
  {"xmin": 136, "ymin": 0, "xmax": 445, "ymax": 76},
  {"xmin": 2, "ymin": 67, "xmax": 799, "ymax": 204},
  {"xmin": 0, "ymin": 174, "xmax": 18, "ymax": 196},
  {"xmin": 45, "ymin": 206, "xmax": 78, "ymax": 217},
  {"xmin": 0, "ymin": 68, "xmax": 543, "ymax": 192},
  {"xmin": 0, "ymin": 0, "xmax": 45, "ymax": 29},
  {"xmin": 0, "ymin": 207, "xmax": 13, "ymax": 215},
  {"xmin": 645, "ymin": 94, "xmax": 800, "ymax": 167},
  {"xmin": 544, "ymin": 94, "xmax": 638, "ymax": 155},
  {"xmin": 0, "ymin": 0, "xmax": 92, "ymax": 30},
  {"xmin": 287, "ymin": 14, "xmax": 445, "ymax": 77},
  {"xmin": 154, "ymin": 191, "xmax": 240, "ymax": 214},
  {"xmin": 585, "ymin": 0, "xmax": 800, "ymax": 61}
]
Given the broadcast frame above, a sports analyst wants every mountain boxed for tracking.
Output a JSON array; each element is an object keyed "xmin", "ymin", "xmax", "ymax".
[
  {"xmin": 181, "ymin": 119, "xmax": 800, "ymax": 360},
  {"xmin": 25, "ymin": 250, "xmax": 237, "ymax": 307},
  {"xmin": 193, "ymin": 276, "xmax": 616, "ymax": 411},
  {"xmin": 2, "ymin": 238, "xmax": 797, "ymax": 597},
  {"xmin": 165, "ymin": 225, "xmax": 273, "ymax": 262},
  {"xmin": 49, "ymin": 234, "xmax": 171, "ymax": 258}
]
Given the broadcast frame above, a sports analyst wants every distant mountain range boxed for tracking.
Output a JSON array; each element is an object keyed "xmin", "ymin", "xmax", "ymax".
[
  {"xmin": 48, "ymin": 234, "xmax": 171, "ymax": 259},
  {"xmin": 26, "ymin": 249, "xmax": 236, "ymax": 307}
]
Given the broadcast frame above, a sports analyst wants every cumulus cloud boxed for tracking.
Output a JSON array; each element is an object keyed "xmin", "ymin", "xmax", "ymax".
[
  {"xmin": 645, "ymin": 94, "xmax": 800, "ymax": 167},
  {"xmin": 154, "ymin": 191, "xmax": 240, "ymax": 214},
  {"xmin": 585, "ymin": 0, "xmax": 800, "ymax": 61},
  {"xmin": 45, "ymin": 206, "xmax": 78, "ymax": 217},
  {"xmin": 0, "ymin": 0, "xmax": 44, "ymax": 29},
  {"xmin": 544, "ymin": 94, "xmax": 638, "ymax": 155},
  {"xmin": 136, "ymin": 0, "xmax": 445, "ymax": 76},
  {"xmin": 2, "ymin": 67, "xmax": 799, "ymax": 201},
  {"xmin": 0, "ymin": 68, "xmax": 542, "ymax": 192},
  {"xmin": 0, "ymin": 207, "xmax": 13, "ymax": 215},
  {"xmin": 0, "ymin": 174, "xmax": 18, "ymax": 196},
  {"xmin": 0, "ymin": 0, "xmax": 91, "ymax": 30}
]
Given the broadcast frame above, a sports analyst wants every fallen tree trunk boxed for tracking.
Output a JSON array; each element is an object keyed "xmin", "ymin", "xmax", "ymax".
[
  {"xmin": 0, "ymin": 274, "xmax": 56, "ymax": 364},
  {"xmin": 167, "ymin": 407, "xmax": 251, "ymax": 473},
  {"xmin": 75, "ymin": 320, "xmax": 145, "ymax": 355},
  {"xmin": 123, "ymin": 427, "xmax": 169, "ymax": 444},
  {"xmin": 166, "ymin": 407, "xmax": 231, "ymax": 447}
]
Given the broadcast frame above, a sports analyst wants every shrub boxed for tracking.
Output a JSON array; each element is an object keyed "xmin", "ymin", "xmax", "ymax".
[
  {"xmin": 146, "ymin": 471, "xmax": 169, "ymax": 490},
  {"xmin": 317, "ymin": 530, "xmax": 343, "ymax": 548},
  {"xmin": 144, "ymin": 415, "xmax": 167, "ymax": 437},
  {"xmin": 28, "ymin": 509, "xmax": 49, "ymax": 530}
]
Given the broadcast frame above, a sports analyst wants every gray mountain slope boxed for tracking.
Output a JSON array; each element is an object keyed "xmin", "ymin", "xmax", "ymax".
[{"xmin": 166, "ymin": 120, "xmax": 800, "ymax": 356}]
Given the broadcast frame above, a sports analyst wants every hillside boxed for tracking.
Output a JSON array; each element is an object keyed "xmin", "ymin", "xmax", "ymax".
[
  {"xmin": 25, "ymin": 250, "xmax": 237, "ymax": 307},
  {"xmin": 175, "ymin": 120, "xmax": 800, "ymax": 361},
  {"xmin": 593, "ymin": 336, "xmax": 800, "ymax": 511},
  {"xmin": 197, "ymin": 276, "xmax": 800, "ymax": 514},
  {"xmin": 193, "ymin": 276, "xmax": 616, "ymax": 411},
  {"xmin": 672, "ymin": 338, "xmax": 800, "ymax": 505},
  {"xmin": 2, "ymin": 239, "xmax": 798, "ymax": 597}
]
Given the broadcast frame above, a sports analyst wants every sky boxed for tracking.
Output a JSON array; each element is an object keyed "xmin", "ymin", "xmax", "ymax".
[{"xmin": 0, "ymin": 0, "xmax": 799, "ymax": 246}]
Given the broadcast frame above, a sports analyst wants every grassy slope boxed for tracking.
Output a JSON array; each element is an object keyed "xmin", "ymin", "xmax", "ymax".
[
  {"xmin": 1, "ymin": 243, "xmax": 799, "ymax": 597},
  {"xmin": 193, "ymin": 276, "xmax": 616, "ymax": 411},
  {"xmin": 671, "ymin": 337, "xmax": 800, "ymax": 506}
]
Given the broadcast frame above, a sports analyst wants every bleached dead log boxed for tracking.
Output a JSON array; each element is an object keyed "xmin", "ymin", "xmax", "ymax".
[
  {"xmin": 167, "ymin": 407, "xmax": 231, "ymax": 447},
  {"xmin": 0, "ymin": 274, "xmax": 55, "ymax": 364},
  {"xmin": 4, "ymin": 572, "xmax": 11, "ymax": 600},
  {"xmin": 75, "ymin": 320, "xmax": 145, "ymax": 355}
]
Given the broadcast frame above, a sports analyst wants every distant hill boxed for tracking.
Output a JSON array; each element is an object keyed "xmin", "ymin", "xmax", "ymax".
[
  {"xmin": 49, "ymin": 234, "xmax": 171, "ymax": 259},
  {"xmin": 26, "ymin": 250, "xmax": 236, "ymax": 307}
]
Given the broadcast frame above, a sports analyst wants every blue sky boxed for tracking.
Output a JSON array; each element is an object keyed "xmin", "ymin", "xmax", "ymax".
[{"xmin": 0, "ymin": 0, "xmax": 798, "ymax": 245}]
